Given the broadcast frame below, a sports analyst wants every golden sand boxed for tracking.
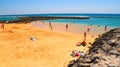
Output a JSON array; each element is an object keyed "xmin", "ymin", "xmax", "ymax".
[{"xmin": 0, "ymin": 24, "xmax": 96, "ymax": 67}]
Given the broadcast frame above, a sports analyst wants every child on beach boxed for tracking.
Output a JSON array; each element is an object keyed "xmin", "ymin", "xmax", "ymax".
[{"xmin": 66, "ymin": 24, "xmax": 68, "ymax": 31}]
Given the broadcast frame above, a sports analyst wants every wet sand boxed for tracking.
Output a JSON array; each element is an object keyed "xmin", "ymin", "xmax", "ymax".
[{"xmin": 31, "ymin": 21, "xmax": 112, "ymax": 36}]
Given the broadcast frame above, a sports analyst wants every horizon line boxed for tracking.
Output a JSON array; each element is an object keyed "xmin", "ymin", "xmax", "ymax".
[{"xmin": 0, "ymin": 13, "xmax": 120, "ymax": 16}]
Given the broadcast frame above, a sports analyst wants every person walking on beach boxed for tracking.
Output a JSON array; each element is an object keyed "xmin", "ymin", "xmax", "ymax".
[
  {"xmin": 1, "ymin": 22, "xmax": 4, "ymax": 30},
  {"xmin": 49, "ymin": 22, "xmax": 53, "ymax": 31},
  {"xmin": 87, "ymin": 28, "xmax": 90, "ymax": 34},
  {"xmin": 105, "ymin": 25, "xmax": 107, "ymax": 31},
  {"xmin": 49, "ymin": 22, "xmax": 51, "ymax": 28},
  {"xmin": 50, "ymin": 26, "xmax": 53, "ymax": 31},
  {"xmin": 84, "ymin": 32, "xmax": 87, "ymax": 41},
  {"xmin": 66, "ymin": 24, "xmax": 68, "ymax": 31}
]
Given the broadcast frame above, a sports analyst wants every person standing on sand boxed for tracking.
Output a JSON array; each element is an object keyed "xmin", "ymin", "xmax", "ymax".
[
  {"xmin": 87, "ymin": 28, "xmax": 90, "ymax": 34},
  {"xmin": 49, "ymin": 22, "xmax": 51, "ymax": 28},
  {"xmin": 49, "ymin": 22, "xmax": 53, "ymax": 31},
  {"xmin": 84, "ymin": 32, "xmax": 86, "ymax": 41},
  {"xmin": 1, "ymin": 22, "xmax": 4, "ymax": 30},
  {"xmin": 105, "ymin": 25, "xmax": 107, "ymax": 31},
  {"xmin": 66, "ymin": 24, "xmax": 68, "ymax": 31}
]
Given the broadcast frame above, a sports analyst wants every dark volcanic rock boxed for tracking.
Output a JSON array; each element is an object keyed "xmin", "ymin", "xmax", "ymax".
[{"xmin": 68, "ymin": 28, "xmax": 120, "ymax": 67}]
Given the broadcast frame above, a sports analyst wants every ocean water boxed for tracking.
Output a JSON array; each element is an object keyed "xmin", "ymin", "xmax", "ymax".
[
  {"xmin": 45, "ymin": 17, "xmax": 120, "ymax": 27},
  {"xmin": 0, "ymin": 14, "xmax": 120, "ymax": 27},
  {"xmin": 0, "ymin": 16, "xmax": 19, "ymax": 21}
]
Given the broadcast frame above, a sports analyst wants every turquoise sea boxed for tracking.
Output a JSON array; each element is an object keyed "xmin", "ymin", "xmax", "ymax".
[{"xmin": 0, "ymin": 14, "xmax": 120, "ymax": 27}]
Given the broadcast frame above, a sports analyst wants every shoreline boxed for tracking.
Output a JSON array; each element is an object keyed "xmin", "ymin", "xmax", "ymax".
[
  {"xmin": 31, "ymin": 21, "xmax": 114, "ymax": 36},
  {"xmin": 44, "ymin": 20, "xmax": 118, "ymax": 28}
]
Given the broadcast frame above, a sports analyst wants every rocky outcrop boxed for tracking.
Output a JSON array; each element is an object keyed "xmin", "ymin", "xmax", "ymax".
[
  {"xmin": 1, "ymin": 16, "xmax": 90, "ymax": 23},
  {"xmin": 68, "ymin": 28, "xmax": 120, "ymax": 67}
]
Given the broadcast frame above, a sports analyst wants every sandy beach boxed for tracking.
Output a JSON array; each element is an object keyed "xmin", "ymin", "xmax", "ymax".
[
  {"xmin": 0, "ymin": 23, "xmax": 106, "ymax": 67},
  {"xmin": 0, "ymin": 0, "xmax": 120, "ymax": 66}
]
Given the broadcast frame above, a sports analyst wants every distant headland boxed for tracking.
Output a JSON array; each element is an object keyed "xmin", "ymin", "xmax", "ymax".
[{"xmin": 0, "ymin": 16, "xmax": 90, "ymax": 23}]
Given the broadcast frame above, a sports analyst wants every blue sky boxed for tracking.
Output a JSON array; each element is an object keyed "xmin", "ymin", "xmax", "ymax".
[{"xmin": 0, "ymin": 0, "xmax": 120, "ymax": 15}]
